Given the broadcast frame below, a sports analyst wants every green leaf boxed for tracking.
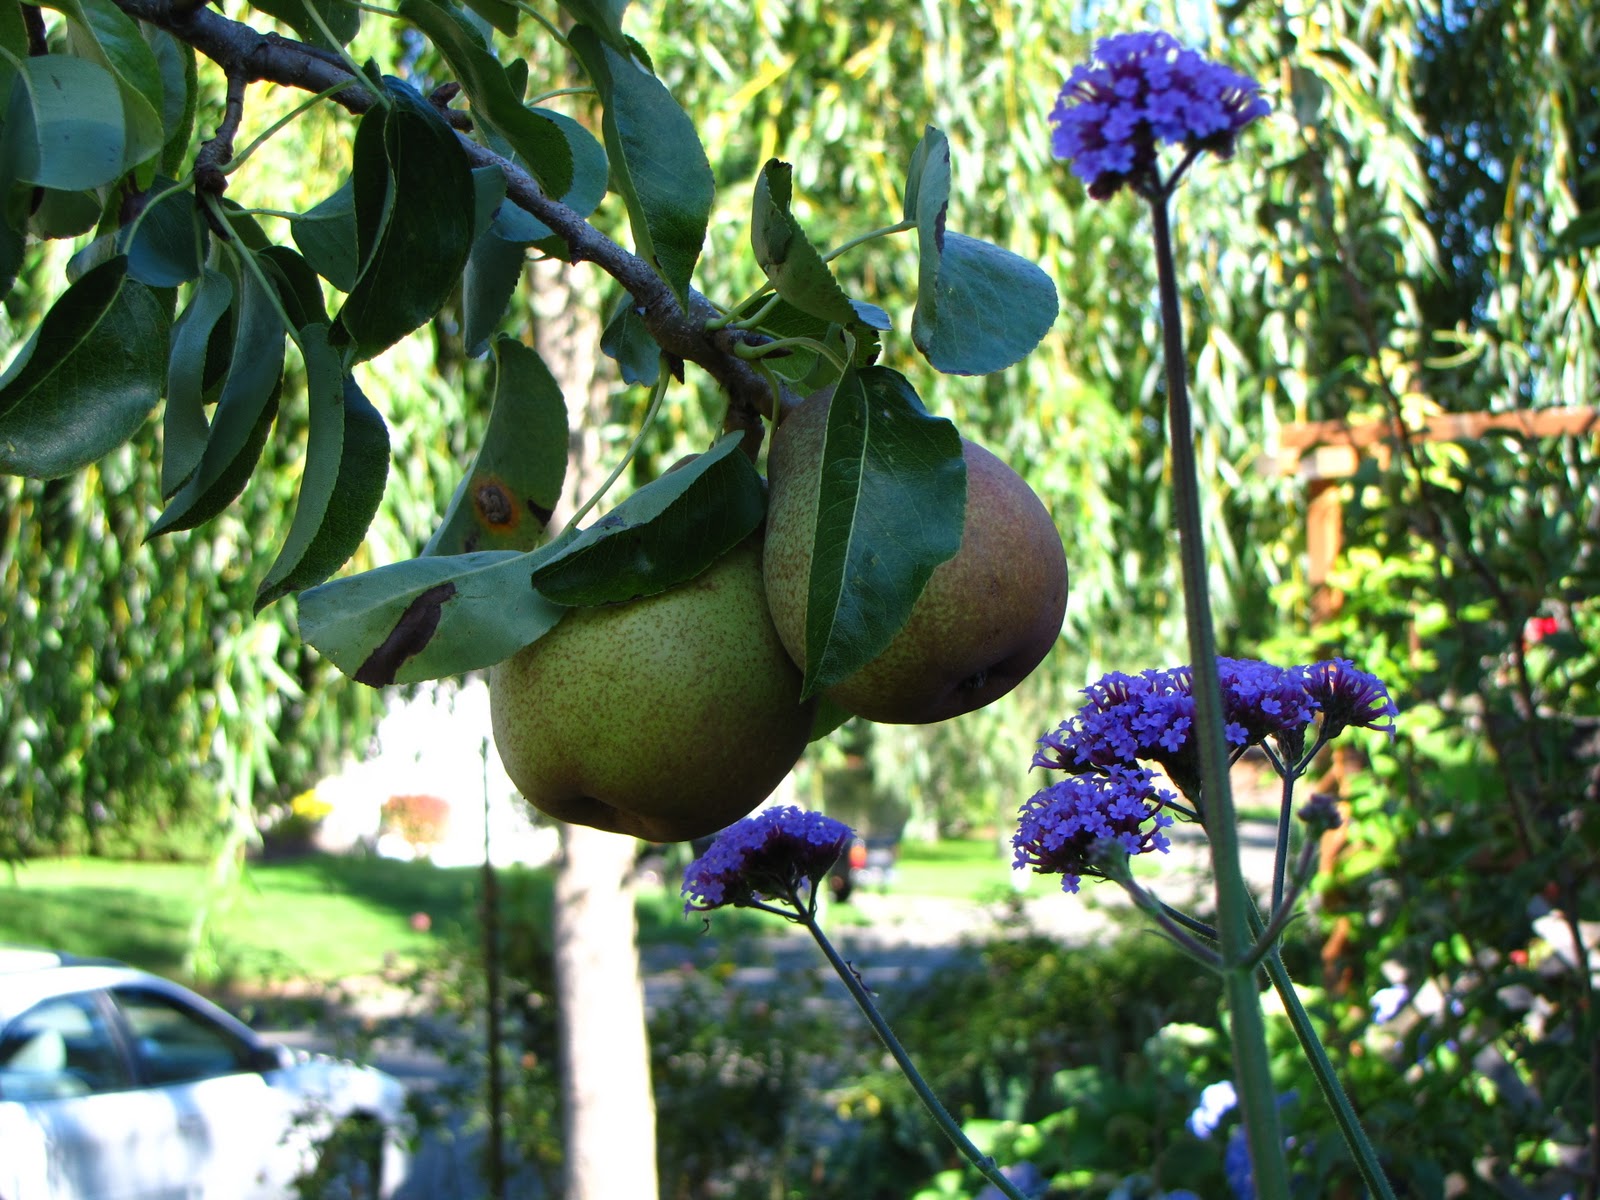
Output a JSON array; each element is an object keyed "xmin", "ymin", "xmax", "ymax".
[
  {"xmin": 28, "ymin": 186, "xmax": 103, "ymax": 239},
  {"xmin": 901, "ymin": 124, "xmax": 940, "ymax": 224},
  {"xmin": 554, "ymin": 0, "xmax": 629, "ymax": 50},
  {"xmin": 568, "ymin": 24, "xmax": 712, "ymax": 303},
  {"xmin": 49, "ymin": 0, "xmax": 165, "ymax": 176},
  {"xmin": 796, "ymin": 366, "xmax": 965, "ymax": 697},
  {"xmin": 912, "ymin": 230, "xmax": 1058, "ymax": 377},
  {"xmin": 458, "ymin": 0, "xmax": 518, "ymax": 36},
  {"xmin": 149, "ymin": 253, "xmax": 286, "ymax": 533},
  {"xmin": 599, "ymin": 293, "xmax": 660, "ymax": 386},
  {"xmin": 291, "ymin": 178, "xmax": 359, "ymax": 292},
  {"xmin": 2, "ymin": 56, "xmax": 126, "ymax": 190},
  {"xmin": 462, "ymin": 224, "xmax": 525, "ymax": 356},
  {"xmin": 527, "ymin": 431, "xmax": 765, "ymax": 605},
  {"xmin": 751, "ymin": 159, "xmax": 860, "ymax": 327},
  {"xmin": 0, "ymin": 0, "xmax": 26, "ymax": 102},
  {"xmin": 256, "ymin": 324, "xmax": 390, "ymax": 609},
  {"xmin": 424, "ymin": 337, "xmax": 567, "ymax": 556},
  {"xmin": 398, "ymin": 0, "xmax": 574, "ymax": 200},
  {"xmin": 120, "ymin": 178, "xmax": 205, "ymax": 286},
  {"xmin": 0, "ymin": 213, "xmax": 20, "ymax": 302},
  {"xmin": 148, "ymin": 28, "xmax": 196, "ymax": 177},
  {"xmin": 297, "ymin": 549, "xmax": 568, "ymax": 686},
  {"xmin": 259, "ymin": 245, "xmax": 328, "ymax": 328},
  {"xmin": 335, "ymin": 78, "xmax": 474, "ymax": 362},
  {"xmin": 906, "ymin": 126, "xmax": 1057, "ymax": 376},
  {"xmin": 0, "ymin": 256, "xmax": 168, "ymax": 478},
  {"xmin": 248, "ymin": 0, "xmax": 360, "ymax": 49},
  {"xmin": 162, "ymin": 266, "xmax": 233, "ymax": 495}
]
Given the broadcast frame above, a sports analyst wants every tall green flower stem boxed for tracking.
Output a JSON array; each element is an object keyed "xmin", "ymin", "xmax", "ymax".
[
  {"xmin": 1146, "ymin": 187, "xmax": 1293, "ymax": 1200},
  {"xmin": 793, "ymin": 895, "xmax": 1033, "ymax": 1200},
  {"xmin": 1253, "ymin": 913, "xmax": 1400, "ymax": 1200}
]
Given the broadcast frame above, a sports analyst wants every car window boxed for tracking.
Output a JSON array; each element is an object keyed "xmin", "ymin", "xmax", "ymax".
[
  {"xmin": 0, "ymin": 993, "xmax": 133, "ymax": 1100},
  {"xmin": 111, "ymin": 988, "xmax": 254, "ymax": 1087}
]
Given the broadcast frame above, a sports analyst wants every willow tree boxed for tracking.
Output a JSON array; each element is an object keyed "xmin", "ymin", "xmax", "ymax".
[{"xmin": 0, "ymin": 0, "xmax": 1064, "ymax": 1194}]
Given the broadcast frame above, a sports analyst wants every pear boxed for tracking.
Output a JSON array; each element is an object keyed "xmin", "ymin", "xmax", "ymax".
[
  {"xmin": 490, "ymin": 538, "xmax": 817, "ymax": 841},
  {"xmin": 763, "ymin": 393, "xmax": 1068, "ymax": 724}
]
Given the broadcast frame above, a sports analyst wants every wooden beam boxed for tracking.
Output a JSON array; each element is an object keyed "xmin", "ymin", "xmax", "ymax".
[{"xmin": 1279, "ymin": 405, "xmax": 1600, "ymax": 452}]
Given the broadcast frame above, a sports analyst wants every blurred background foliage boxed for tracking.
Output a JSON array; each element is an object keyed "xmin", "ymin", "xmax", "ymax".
[{"xmin": 3, "ymin": 0, "xmax": 1598, "ymax": 1191}]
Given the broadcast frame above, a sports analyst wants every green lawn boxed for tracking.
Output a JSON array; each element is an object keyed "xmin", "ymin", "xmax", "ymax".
[
  {"xmin": 0, "ymin": 851, "xmax": 780, "ymax": 983},
  {"xmin": 0, "ymin": 839, "xmax": 1017, "ymax": 984}
]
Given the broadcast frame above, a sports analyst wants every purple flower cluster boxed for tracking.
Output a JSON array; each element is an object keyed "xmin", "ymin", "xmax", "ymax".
[
  {"xmin": 1013, "ymin": 765, "xmax": 1175, "ymax": 893},
  {"xmin": 1049, "ymin": 30, "xmax": 1269, "ymax": 198},
  {"xmin": 1033, "ymin": 657, "xmax": 1395, "ymax": 802},
  {"xmin": 1033, "ymin": 658, "xmax": 1333, "ymax": 797},
  {"xmin": 682, "ymin": 806, "xmax": 853, "ymax": 914}
]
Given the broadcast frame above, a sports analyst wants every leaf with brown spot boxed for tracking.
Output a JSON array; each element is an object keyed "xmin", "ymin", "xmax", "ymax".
[
  {"xmin": 424, "ymin": 337, "xmax": 567, "ymax": 556},
  {"xmin": 296, "ymin": 548, "xmax": 567, "ymax": 686}
]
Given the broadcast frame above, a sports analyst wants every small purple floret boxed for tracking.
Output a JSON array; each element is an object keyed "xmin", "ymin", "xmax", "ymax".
[
  {"xmin": 1049, "ymin": 30, "xmax": 1269, "ymax": 198},
  {"xmin": 1013, "ymin": 765, "xmax": 1175, "ymax": 893},
  {"xmin": 682, "ymin": 805, "xmax": 853, "ymax": 914},
  {"xmin": 1304, "ymin": 658, "xmax": 1399, "ymax": 739}
]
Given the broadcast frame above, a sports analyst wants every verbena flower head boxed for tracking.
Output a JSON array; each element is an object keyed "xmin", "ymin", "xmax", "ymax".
[
  {"xmin": 1012, "ymin": 764, "xmax": 1175, "ymax": 893},
  {"xmin": 1049, "ymin": 30, "xmax": 1269, "ymax": 198},
  {"xmin": 1304, "ymin": 658, "xmax": 1398, "ymax": 740},
  {"xmin": 1033, "ymin": 658, "xmax": 1319, "ymax": 796},
  {"xmin": 681, "ymin": 806, "xmax": 853, "ymax": 914}
]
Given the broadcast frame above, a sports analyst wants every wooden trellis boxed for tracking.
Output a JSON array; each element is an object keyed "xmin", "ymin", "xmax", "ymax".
[{"xmin": 1264, "ymin": 404, "xmax": 1600, "ymax": 987}]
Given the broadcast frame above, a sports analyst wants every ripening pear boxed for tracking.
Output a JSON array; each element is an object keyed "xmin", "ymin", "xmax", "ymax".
[
  {"xmin": 490, "ymin": 538, "xmax": 817, "ymax": 841},
  {"xmin": 763, "ymin": 392, "xmax": 1069, "ymax": 724}
]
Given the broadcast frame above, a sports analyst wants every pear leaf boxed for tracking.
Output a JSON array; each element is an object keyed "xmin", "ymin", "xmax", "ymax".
[
  {"xmin": 255, "ymin": 324, "xmax": 391, "ymax": 610},
  {"xmin": 4, "ymin": 56, "xmax": 126, "ymax": 191},
  {"xmin": 912, "ymin": 230, "xmax": 1058, "ymax": 377},
  {"xmin": 567, "ymin": 23, "xmax": 711, "ymax": 304},
  {"xmin": 599, "ymin": 293, "xmax": 660, "ymax": 386},
  {"xmin": 793, "ymin": 366, "xmax": 966, "ymax": 697},
  {"xmin": 0, "ymin": 257, "xmax": 168, "ymax": 478},
  {"xmin": 751, "ymin": 159, "xmax": 859, "ymax": 327},
  {"xmin": 162, "ymin": 266, "xmax": 234, "ymax": 496},
  {"xmin": 424, "ymin": 338, "xmax": 567, "ymax": 557},
  {"xmin": 527, "ymin": 431, "xmax": 764, "ymax": 605},
  {"xmin": 296, "ymin": 548, "xmax": 568, "ymax": 687},
  {"xmin": 397, "ymin": 0, "xmax": 573, "ymax": 200},
  {"xmin": 905, "ymin": 124, "xmax": 1057, "ymax": 376},
  {"xmin": 291, "ymin": 178, "xmax": 358, "ymax": 291},
  {"xmin": 120, "ymin": 177, "xmax": 206, "ymax": 286},
  {"xmin": 149, "ymin": 252, "xmax": 286, "ymax": 534},
  {"xmin": 554, "ymin": 0, "xmax": 630, "ymax": 51},
  {"xmin": 335, "ymin": 78, "xmax": 475, "ymax": 362}
]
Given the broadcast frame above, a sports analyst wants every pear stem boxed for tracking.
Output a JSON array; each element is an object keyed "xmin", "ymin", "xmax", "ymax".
[{"xmin": 565, "ymin": 360, "xmax": 669, "ymax": 530}]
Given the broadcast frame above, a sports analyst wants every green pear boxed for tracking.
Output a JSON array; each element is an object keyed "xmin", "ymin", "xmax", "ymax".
[
  {"xmin": 490, "ymin": 538, "xmax": 817, "ymax": 841},
  {"xmin": 763, "ymin": 393, "xmax": 1069, "ymax": 724}
]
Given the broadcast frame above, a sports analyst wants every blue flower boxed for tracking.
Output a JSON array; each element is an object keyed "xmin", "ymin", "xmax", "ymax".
[
  {"xmin": 1033, "ymin": 658, "xmax": 1322, "ymax": 796},
  {"xmin": 1304, "ymin": 658, "xmax": 1399, "ymax": 739},
  {"xmin": 682, "ymin": 806, "xmax": 853, "ymax": 914},
  {"xmin": 1370, "ymin": 983, "xmax": 1409, "ymax": 1024},
  {"xmin": 1049, "ymin": 30, "xmax": 1269, "ymax": 198},
  {"xmin": 976, "ymin": 1161, "xmax": 1047, "ymax": 1200},
  {"xmin": 1186, "ymin": 1079, "xmax": 1238, "ymax": 1139},
  {"xmin": 1012, "ymin": 765, "xmax": 1175, "ymax": 892}
]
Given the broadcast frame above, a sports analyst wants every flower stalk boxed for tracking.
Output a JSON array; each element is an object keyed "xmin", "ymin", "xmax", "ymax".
[{"xmin": 1148, "ymin": 188, "xmax": 1293, "ymax": 1200}]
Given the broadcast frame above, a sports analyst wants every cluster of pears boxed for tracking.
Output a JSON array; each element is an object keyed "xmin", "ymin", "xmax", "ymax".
[{"xmin": 490, "ymin": 392, "xmax": 1069, "ymax": 841}]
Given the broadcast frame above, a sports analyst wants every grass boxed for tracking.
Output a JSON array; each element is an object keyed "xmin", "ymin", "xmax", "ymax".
[{"xmin": 0, "ymin": 851, "xmax": 790, "ymax": 984}]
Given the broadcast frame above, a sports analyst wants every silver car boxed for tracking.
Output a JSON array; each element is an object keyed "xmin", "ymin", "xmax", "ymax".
[{"xmin": 0, "ymin": 948, "xmax": 411, "ymax": 1200}]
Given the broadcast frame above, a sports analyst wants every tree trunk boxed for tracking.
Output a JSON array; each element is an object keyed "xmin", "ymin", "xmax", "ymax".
[
  {"xmin": 552, "ymin": 825, "xmax": 657, "ymax": 1199},
  {"xmin": 531, "ymin": 256, "xmax": 660, "ymax": 1200}
]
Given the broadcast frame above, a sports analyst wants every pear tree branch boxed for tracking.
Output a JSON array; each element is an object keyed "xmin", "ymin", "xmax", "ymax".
[{"xmin": 110, "ymin": 0, "xmax": 780, "ymax": 448}]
